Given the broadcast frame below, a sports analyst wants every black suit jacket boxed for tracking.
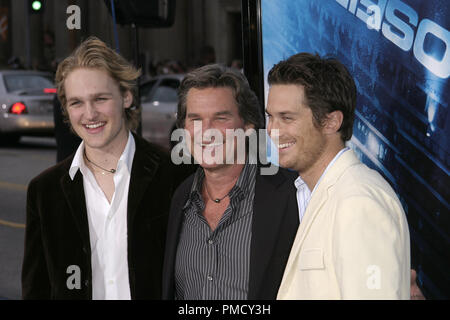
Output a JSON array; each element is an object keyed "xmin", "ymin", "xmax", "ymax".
[
  {"xmin": 162, "ymin": 166, "xmax": 300, "ymax": 300},
  {"xmin": 22, "ymin": 133, "xmax": 189, "ymax": 299}
]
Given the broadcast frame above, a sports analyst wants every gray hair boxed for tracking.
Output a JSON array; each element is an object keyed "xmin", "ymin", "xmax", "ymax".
[{"xmin": 177, "ymin": 64, "xmax": 263, "ymax": 129}]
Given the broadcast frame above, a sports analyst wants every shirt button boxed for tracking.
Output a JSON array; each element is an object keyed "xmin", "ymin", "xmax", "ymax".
[
  {"xmin": 208, "ymin": 239, "xmax": 213, "ymax": 245},
  {"xmin": 207, "ymin": 275, "xmax": 213, "ymax": 281}
]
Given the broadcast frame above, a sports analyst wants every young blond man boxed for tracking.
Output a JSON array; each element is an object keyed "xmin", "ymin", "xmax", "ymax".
[{"xmin": 22, "ymin": 37, "xmax": 181, "ymax": 299}]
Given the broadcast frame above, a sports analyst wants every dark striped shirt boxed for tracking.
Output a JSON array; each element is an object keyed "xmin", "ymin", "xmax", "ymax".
[{"xmin": 174, "ymin": 163, "xmax": 257, "ymax": 300}]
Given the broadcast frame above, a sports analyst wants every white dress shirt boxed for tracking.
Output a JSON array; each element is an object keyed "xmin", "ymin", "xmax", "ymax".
[
  {"xmin": 295, "ymin": 147, "xmax": 349, "ymax": 223},
  {"xmin": 69, "ymin": 131, "xmax": 135, "ymax": 300}
]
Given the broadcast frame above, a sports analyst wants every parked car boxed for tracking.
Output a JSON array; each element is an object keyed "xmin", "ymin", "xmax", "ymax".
[
  {"xmin": 140, "ymin": 74, "xmax": 184, "ymax": 149},
  {"xmin": 0, "ymin": 70, "xmax": 55, "ymax": 143}
]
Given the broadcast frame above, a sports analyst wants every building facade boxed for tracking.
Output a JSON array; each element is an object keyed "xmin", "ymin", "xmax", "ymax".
[{"xmin": 2, "ymin": 0, "xmax": 242, "ymax": 76}]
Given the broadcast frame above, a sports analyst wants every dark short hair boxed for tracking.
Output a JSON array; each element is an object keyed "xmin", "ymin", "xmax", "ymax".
[
  {"xmin": 268, "ymin": 53, "xmax": 356, "ymax": 141},
  {"xmin": 177, "ymin": 64, "xmax": 263, "ymax": 129}
]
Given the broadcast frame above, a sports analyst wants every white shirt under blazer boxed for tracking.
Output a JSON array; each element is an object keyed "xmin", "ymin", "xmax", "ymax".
[{"xmin": 69, "ymin": 132, "xmax": 135, "ymax": 300}]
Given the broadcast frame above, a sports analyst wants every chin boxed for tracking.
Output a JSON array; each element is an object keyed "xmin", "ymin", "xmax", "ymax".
[
  {"xmin": 278, "ymin": 156, "xmax": 296, "ymax": 171},
  {"xmin": 84, "ymin": 142, "xmax": 106, "ymax": 150},
  {"xmin": 199, "ymin": 163, "xmax": 222, "ymax": 171},
  {"xmin": 277, "ymin": 152, "xmax": 288, "ymax": 166},
  {"xmin": 83, "ymin": 135, "xmax": 111, "ymax": 148},
  {"xmin": 203, "ymin": 157, "xmax": 232, "ymax": 168},
  {"xmin": 278, "ymin": 160, "xmax": 289, "ymax": 169}
]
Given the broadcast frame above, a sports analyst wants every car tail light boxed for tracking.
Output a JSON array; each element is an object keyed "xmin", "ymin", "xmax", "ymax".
[
  {"xmin": 10, "ymin": 102, "xmax": 28, "ymax": 114},
  {"xmin": 44, "ymin": 88, "xmax": 57, "ymax": 94}
]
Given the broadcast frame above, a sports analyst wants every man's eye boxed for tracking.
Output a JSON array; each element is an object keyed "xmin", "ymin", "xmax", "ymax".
[
  {"xmin": 96, "ymin": 97, "xmax": 107, "ymax": 102},
  {"xmin": 69, "ymin": 101, "xmax": 80, "ymax": 107},
  {"xmin": 282, "ymin": 117, "xmax": 292, "ymax": 121}
]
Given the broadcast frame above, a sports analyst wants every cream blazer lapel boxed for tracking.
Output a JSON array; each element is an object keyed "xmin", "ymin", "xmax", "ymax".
[{"xmin": 277, "ymin": 150, "xmax": 360, "ymax": 298}]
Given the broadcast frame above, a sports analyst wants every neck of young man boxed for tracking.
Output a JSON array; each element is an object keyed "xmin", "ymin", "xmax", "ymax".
[
  {"xmin": 84, "ymin": 129, "xmax": 130, "ymax": 172},
  {"xmin": 300, "ymin": 140, "xmax": 345, "ymax": 192}
]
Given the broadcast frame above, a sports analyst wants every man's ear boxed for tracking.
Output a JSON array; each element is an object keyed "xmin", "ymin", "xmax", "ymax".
[
  {"xmin": 323, "ymin": 110, "xmax": 343, "ymax": 135},
  {"xmin": 244, "ymin": 122, "xmax": 255, "ymax": 133},
  {"xmin": 123, "ymin": 91, "xmax": 133, "ymax": 109}
]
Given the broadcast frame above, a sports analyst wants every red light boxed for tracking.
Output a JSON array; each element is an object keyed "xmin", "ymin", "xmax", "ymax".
[
  {"xmin": 10, "ymin": 102, "xmax": 27, "ymax": 114},
  {"xmin": 44, "ymin": 88, "xmax": 57, "ymax": 94}
]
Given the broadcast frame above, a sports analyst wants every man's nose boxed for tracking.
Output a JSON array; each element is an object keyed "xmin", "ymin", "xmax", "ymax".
[
  {"xmin": 267, "ymin": 117, "xmax": 281, "ymax": 142},
  {"xmin": 202, "ymin": 119, "xmax": 212, "ymax": 131},
  {"xmin": 85, "ymin": 102, "xmax": 98, "ymax": 119},
  {"xmin": 267, "ymin": 117, "xmax": 275, "ymax": 137},
  {"xmin": 195, "ymin": 119, "xmax": 218, "ymax": 143},
  {"xmin": 194, "ymin": 119, "xmax": 213, "ymax": 138}
]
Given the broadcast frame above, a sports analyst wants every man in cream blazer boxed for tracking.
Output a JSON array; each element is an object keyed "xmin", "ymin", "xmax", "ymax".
[{"xmin": 266, "ymin": 53, "xmax": 410, "ymax": 299}]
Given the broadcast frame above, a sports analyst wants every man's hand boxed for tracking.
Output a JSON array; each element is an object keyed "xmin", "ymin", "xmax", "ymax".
[{"xmin": 410, "ymin": 269, "xmax": 425, "ymax": 300}]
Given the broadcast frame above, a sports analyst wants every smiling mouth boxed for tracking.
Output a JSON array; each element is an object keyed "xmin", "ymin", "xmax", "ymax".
[
  {"xmin": 83, "ymin": 122, "xmax": 106, "ymax": 129},
  {"xmin": 278, "ymin": 141, "xmax": 296, "ymax": 150},
  {"xmin": 197, "ymin": 142, "xmax": 224, "ymax": 148}
]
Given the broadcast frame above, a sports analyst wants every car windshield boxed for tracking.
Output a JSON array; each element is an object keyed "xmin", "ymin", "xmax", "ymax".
[
  {"xmin": 152, "ymin": 85, "xmax": 178, "ymax": 102},
  {"xmin": 3, "ymin": 74, "xmax": 54, "ymax": 93},
  {"xmin": 141, "ymin": 78, "xmax": 180, "ymax": 103},
  {"xmin": 153, "ymin": 79, "xmax": 180, "ymax": 102},
  {"xmin": 140, "ymin": 80, "xmax": 157, "ymax": 101}
]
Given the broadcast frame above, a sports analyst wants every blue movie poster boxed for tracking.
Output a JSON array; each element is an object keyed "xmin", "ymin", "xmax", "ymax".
[{"xmin": 261, "ymin": 0, "xmax": 449, "ymax": 298}]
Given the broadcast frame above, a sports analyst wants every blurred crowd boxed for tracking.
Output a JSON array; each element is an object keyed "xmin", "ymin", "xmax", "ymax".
[{"xmin": 7, "ymin": 40, "xmax": 243, "ymax": 80}]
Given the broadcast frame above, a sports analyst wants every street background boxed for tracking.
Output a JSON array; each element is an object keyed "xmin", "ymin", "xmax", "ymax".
[
  {"xmin": 0, "ymin": 137, "xmax": 56, "ymax": 299},
  {"xmin": 0, "ymin": 0, "xmax": 243, "ymax": 299}
]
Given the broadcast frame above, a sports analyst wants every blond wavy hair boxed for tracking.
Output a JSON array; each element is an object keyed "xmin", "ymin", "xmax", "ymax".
[{"xmin": 55, "ymin": 36, "xmax": 141, "ymax": 130}]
